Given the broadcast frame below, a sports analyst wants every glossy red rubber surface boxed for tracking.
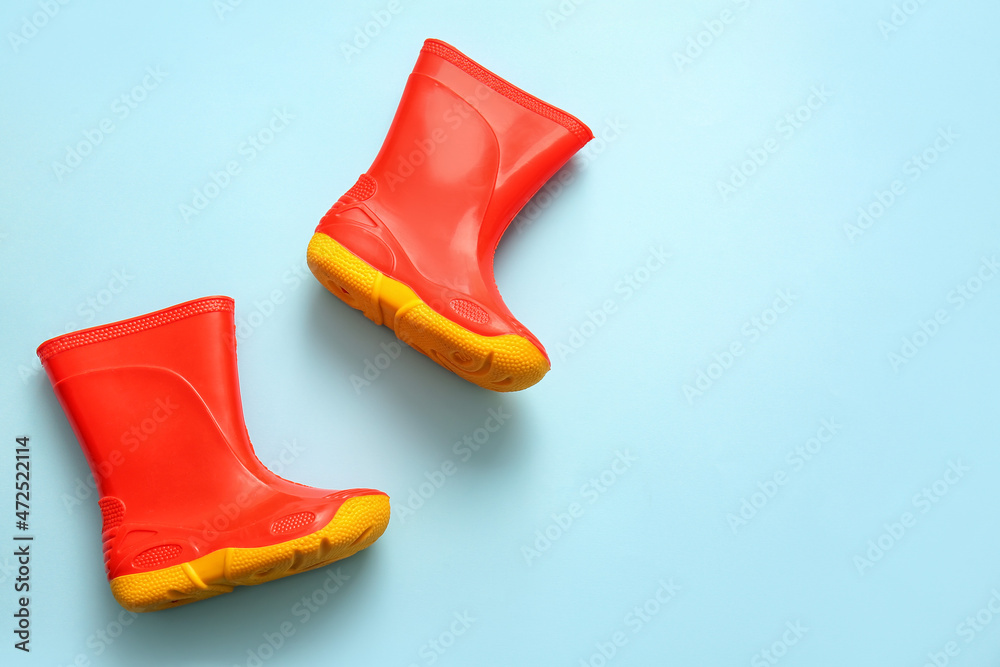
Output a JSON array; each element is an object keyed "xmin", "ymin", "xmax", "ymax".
[
  {"xmin": 37, "ymin": 296, "xmax": 385, "ymax": 581},
  {"xmin": 315, "ymin": 38, "xmax": 593, "ymax": 359}
]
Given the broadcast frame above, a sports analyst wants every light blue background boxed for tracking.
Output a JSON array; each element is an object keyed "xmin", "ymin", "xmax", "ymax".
[{"xmin": 2, "ymin": 1, "xmax": 999, "ymax": 665}]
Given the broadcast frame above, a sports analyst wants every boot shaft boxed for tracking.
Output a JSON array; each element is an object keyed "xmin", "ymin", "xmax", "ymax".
[
  {"xmin": 37, "ymin": 297, "xmax": 269, "ymax": 513},
  {"xmin": 38, "ymin": 297, "xmax": 249, "ymax": 476},
  {"xmin": 368, "ymin": 39, "xmax": 592, "ymax": 252}
]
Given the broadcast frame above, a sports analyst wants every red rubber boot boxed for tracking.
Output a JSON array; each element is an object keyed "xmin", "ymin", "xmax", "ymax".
[
  {"xmin": 37, "ymin": 297, "xmax": 390, "ymax": 612},
  {"xmin": 307, "ymin": 38, "xmax": 593, "ymax": 392}
]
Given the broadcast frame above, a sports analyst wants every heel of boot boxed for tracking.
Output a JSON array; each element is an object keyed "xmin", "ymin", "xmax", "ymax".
[{"xmin": 307, "ymin": 232, "xmax": 549, "ymax": 391}]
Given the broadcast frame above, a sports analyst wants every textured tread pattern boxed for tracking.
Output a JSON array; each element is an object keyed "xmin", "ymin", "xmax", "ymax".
[
  {"xmin": 132, "ymin": 544, "xmax": 183, "ymax": 569},
  {"xmin": 271, "ymin": 512, "xmax": 316, "ymax": 535},
  {"xmin": 109, "ymin": 494, "xmax": 389, "ymax": 613},
  {"xmin": 307, "ymin": 232, "xmax": 549, "ymax": 391},
  {"xmin": 38, "ymin": 297, "xmax": 234, "ymax": 362},
  {"xmin": 421, "ymin": 39, "xmax": 593, "ymax": 143},
  {"xmin": 99, "ymin": 497, "xmax": 127, "ymax": 575},
  {"xmin": 99, "ymin": 497, "xmax": 126, "ymax": 533},
  {"xmin": 450, "ymin": 299, "xmax": 490, "ymax": 324},
  {"xmin": 340, "ymin": 174, "xmax": 377, "ymax": 203}
]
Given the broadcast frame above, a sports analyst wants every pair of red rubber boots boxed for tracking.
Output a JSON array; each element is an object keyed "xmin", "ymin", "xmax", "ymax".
[{"xmin": 39, "ymin": 39, "xmax": 593, "ymax": 612}]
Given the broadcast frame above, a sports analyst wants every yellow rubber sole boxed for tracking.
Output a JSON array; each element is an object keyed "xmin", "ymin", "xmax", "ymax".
[
  {"xmin": 307, "ymin": 232, "xmax": 549, "ymax": 392},
  {"xmin": 109, "ymin": 494, "xmax": 390, "ymax": 613}
]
